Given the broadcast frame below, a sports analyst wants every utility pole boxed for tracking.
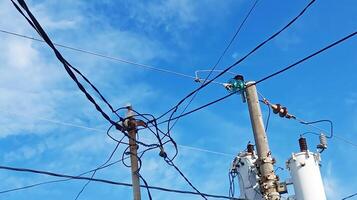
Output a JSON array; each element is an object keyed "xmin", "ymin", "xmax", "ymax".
[
  {"xmin": 245, "ymin": 81, "xmax": 280, "ymax": 200},
  {"xmin": 125, "ymin": 105, "xmax": 145, "ymax": 200}
]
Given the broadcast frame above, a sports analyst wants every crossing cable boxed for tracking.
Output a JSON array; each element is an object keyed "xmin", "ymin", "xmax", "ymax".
[
  {"xmin": 157, "ymin": 0, "xmax": 317, "ymax": 122},
  {"xmin": 11, "ymin": 2, "xmax": 207, "ymax": 198},
  {"xmin": 167, "ymin": 0, "xmax": 261, "ymax": 132},
  {"xmin": 11, "ymin": 0, "xmax": 124, "ymax": 129},
  {"xmin": 10, "ymin": 0, "xmax": 162, "ymax": 149},
  {"xmin": 156, "ymin": 30, "xmax": 357, "ymax": 126},
  {"xmin": 0, "ymin": 165, "xmax": 243, "ymax": 200}
]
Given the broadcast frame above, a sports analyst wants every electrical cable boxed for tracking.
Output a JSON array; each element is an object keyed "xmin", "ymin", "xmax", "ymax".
[
  {"xmin": 298, "ymin": 119, "xmax": 333, "ymax": 138},
  {"xmin": 167, "ymin": 0, "xmax": 260, "ymax": 132},
  {"xmin": 252, "ymin": 31, "xmax": 357, "ymax": 86},
  {"xmin": 11, "ymin": 0, "xmax": 164, "ymax": 149},
  {"xmin": 0, "ymin": 165, "xmax": 243, "ymax": 199},
  {"xmin": 158, "ymin": 0, "xmax": 316, "ymax": 123},
  {"xmin": 158, "ymin": 30, "xmax": 356, "ymax": 126}
]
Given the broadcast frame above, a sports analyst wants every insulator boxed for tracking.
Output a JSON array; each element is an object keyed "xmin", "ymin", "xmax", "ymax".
[
  {"xmin": 247, "ymin": 144, "xmax": 254, "ymax": 154},
  {"xmin": 318, "ymin": 133, "xmax": 328, "ymax": 149},
  {"xmin": 279, "ymin": 107, "xmax": 288, "ymax": 118},
  {"xmin": 299, "ymin": 137, "xmax": 308, "ymax": 152},
  {"xmin": 273, "ymin": 104, "xmax": 281, "ymax": 114}
]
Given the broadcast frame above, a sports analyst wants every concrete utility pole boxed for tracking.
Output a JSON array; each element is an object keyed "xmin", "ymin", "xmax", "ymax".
[
  {"xmin": 245, "ymin": 81, "xmax": 280, "ymax": 200},
  {"xmin": 125, "ymin": 105, "xmax": 143, "ymax": 200}
]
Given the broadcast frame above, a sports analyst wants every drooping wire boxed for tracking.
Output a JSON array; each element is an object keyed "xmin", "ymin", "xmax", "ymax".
[{"xmin": 298, "ymin": 119, "xmax": 333, "ymax": 139}]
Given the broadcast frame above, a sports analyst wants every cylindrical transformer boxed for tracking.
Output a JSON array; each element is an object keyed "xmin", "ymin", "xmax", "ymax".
[
  {"xmin": 232, "ymin": 152, "xmax": 263, "ymax": 200},
  {"xmin": 286, "ymin": 151, "xmax": 326, "ymax": 200}
]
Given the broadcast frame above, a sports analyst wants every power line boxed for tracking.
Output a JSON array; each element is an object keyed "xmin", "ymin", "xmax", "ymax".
[
  {"xmin": 167, "ymin": 0, "xmax": 260, "ymax": 132},
  {"xmin": 252, "ymin": 31, "xmax": 357, "ymax": 86},
  {"xmin": 158, "ymin": 0, "xmax": 316, "ymax": 122},
  {"xmin": 1, "ymin": 109, "xmax": 234, "ymax": 157},
  {"xmin": 0, "ymin": 29, "xmax": 199, "ymax": 80},
  {"xmin": 159, "ymin": 30, "xmax": 356, "ymax": 126},
  {"xmin": 0, "ymin": 165, "xmax": 243, "ymax": 200}
]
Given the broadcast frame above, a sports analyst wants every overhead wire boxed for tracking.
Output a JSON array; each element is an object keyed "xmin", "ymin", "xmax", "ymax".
[
  {"xmin": 167, "ymin": 0, "xmax": 260, "ymax": 132},
  {"xmin": 0, "ymin": 29, "xmax": 201, "ymax": 81},
  {"xmin": 11, "ymin": 1, "xmax": 210, "ymax": 199},
  {"xmin": 0, "ymin": 165, "xmax": 243, "ymax": 200},
  {"xmin": 1, "ymin": 108, "xmax": 234, "ymax": 157},
  {"xmin": 11, "ymin": 0, "xmax": 127, "ymax": 137},
  {"xmin": 252, "ymin": 31, "xmax": 357, "ymax": 86},
  {"xmin": 157, "ymin": 0, "xmax": 317, "ymax": 123},
  {"xmin": 157, "ymin": 30, "xmax": 357, "ymax": 127}
]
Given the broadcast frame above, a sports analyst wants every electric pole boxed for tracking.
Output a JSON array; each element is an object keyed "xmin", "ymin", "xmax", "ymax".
[
  {"xmin": 245, "ymin": 81, "xmax": 280, "ymax": 200},
  {"xmin": 125, "ymin": 105, "xmax": 145, "ymax": 200}
]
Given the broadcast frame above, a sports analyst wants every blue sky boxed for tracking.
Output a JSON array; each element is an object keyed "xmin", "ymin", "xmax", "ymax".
[{"xmin": 0, "ymin": 0, "xmax": 356, "ymax": 199}]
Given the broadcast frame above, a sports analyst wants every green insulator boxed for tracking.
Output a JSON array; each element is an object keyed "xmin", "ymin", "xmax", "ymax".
[{"xmin": 228, "ymin": 78, "xmax": 245, "ymax": 93}]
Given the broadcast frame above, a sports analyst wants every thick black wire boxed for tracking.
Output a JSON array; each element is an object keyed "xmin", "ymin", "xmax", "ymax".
[
  {"xmin": 12, "ymin": 1, "xmax": 170, "ymax": 150},
  {"xmin": 157, "ymin": 0, "xmax": 316, "ymax": 122},
  {"xmin": 157, "ymin": 31, "xmax": 356, "ymax": 124},
  {"xmin": 167, "ymin": 0, "xmax": 260, "ymax": 132},
  {"xmin": 0, "ymin": 165, "xmax": 243, "ymax": 199}
]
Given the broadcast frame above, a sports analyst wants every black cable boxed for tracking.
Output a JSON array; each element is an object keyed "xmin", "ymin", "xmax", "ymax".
[
  {"xmin": 342, "ymin": 192, "xmax": 357, "ymax": 200},
  {"xmin": 138, "ymin": 173, "xmax": 153, "ymax": 200},
  {"xmin": 167, "ymin": 0, "xmax": 260, "ymax": 132},
  {"xmin": 158, "ymin": 30, "xmax": 356, "ymax": 124},
  {"xmin": 158, "ymin": 0, "xmax": 316, "ymax": 122},
  {"xmin": 0, "ymin": 165, "xmax": 242, "ymax": 199},
  {"xmin": 0, "ymin": 158, "xmax": 123, "ymax": 194},
  {"xmin": 299, "ymin": 119, "xmax": 333, "ymax": 138}
]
